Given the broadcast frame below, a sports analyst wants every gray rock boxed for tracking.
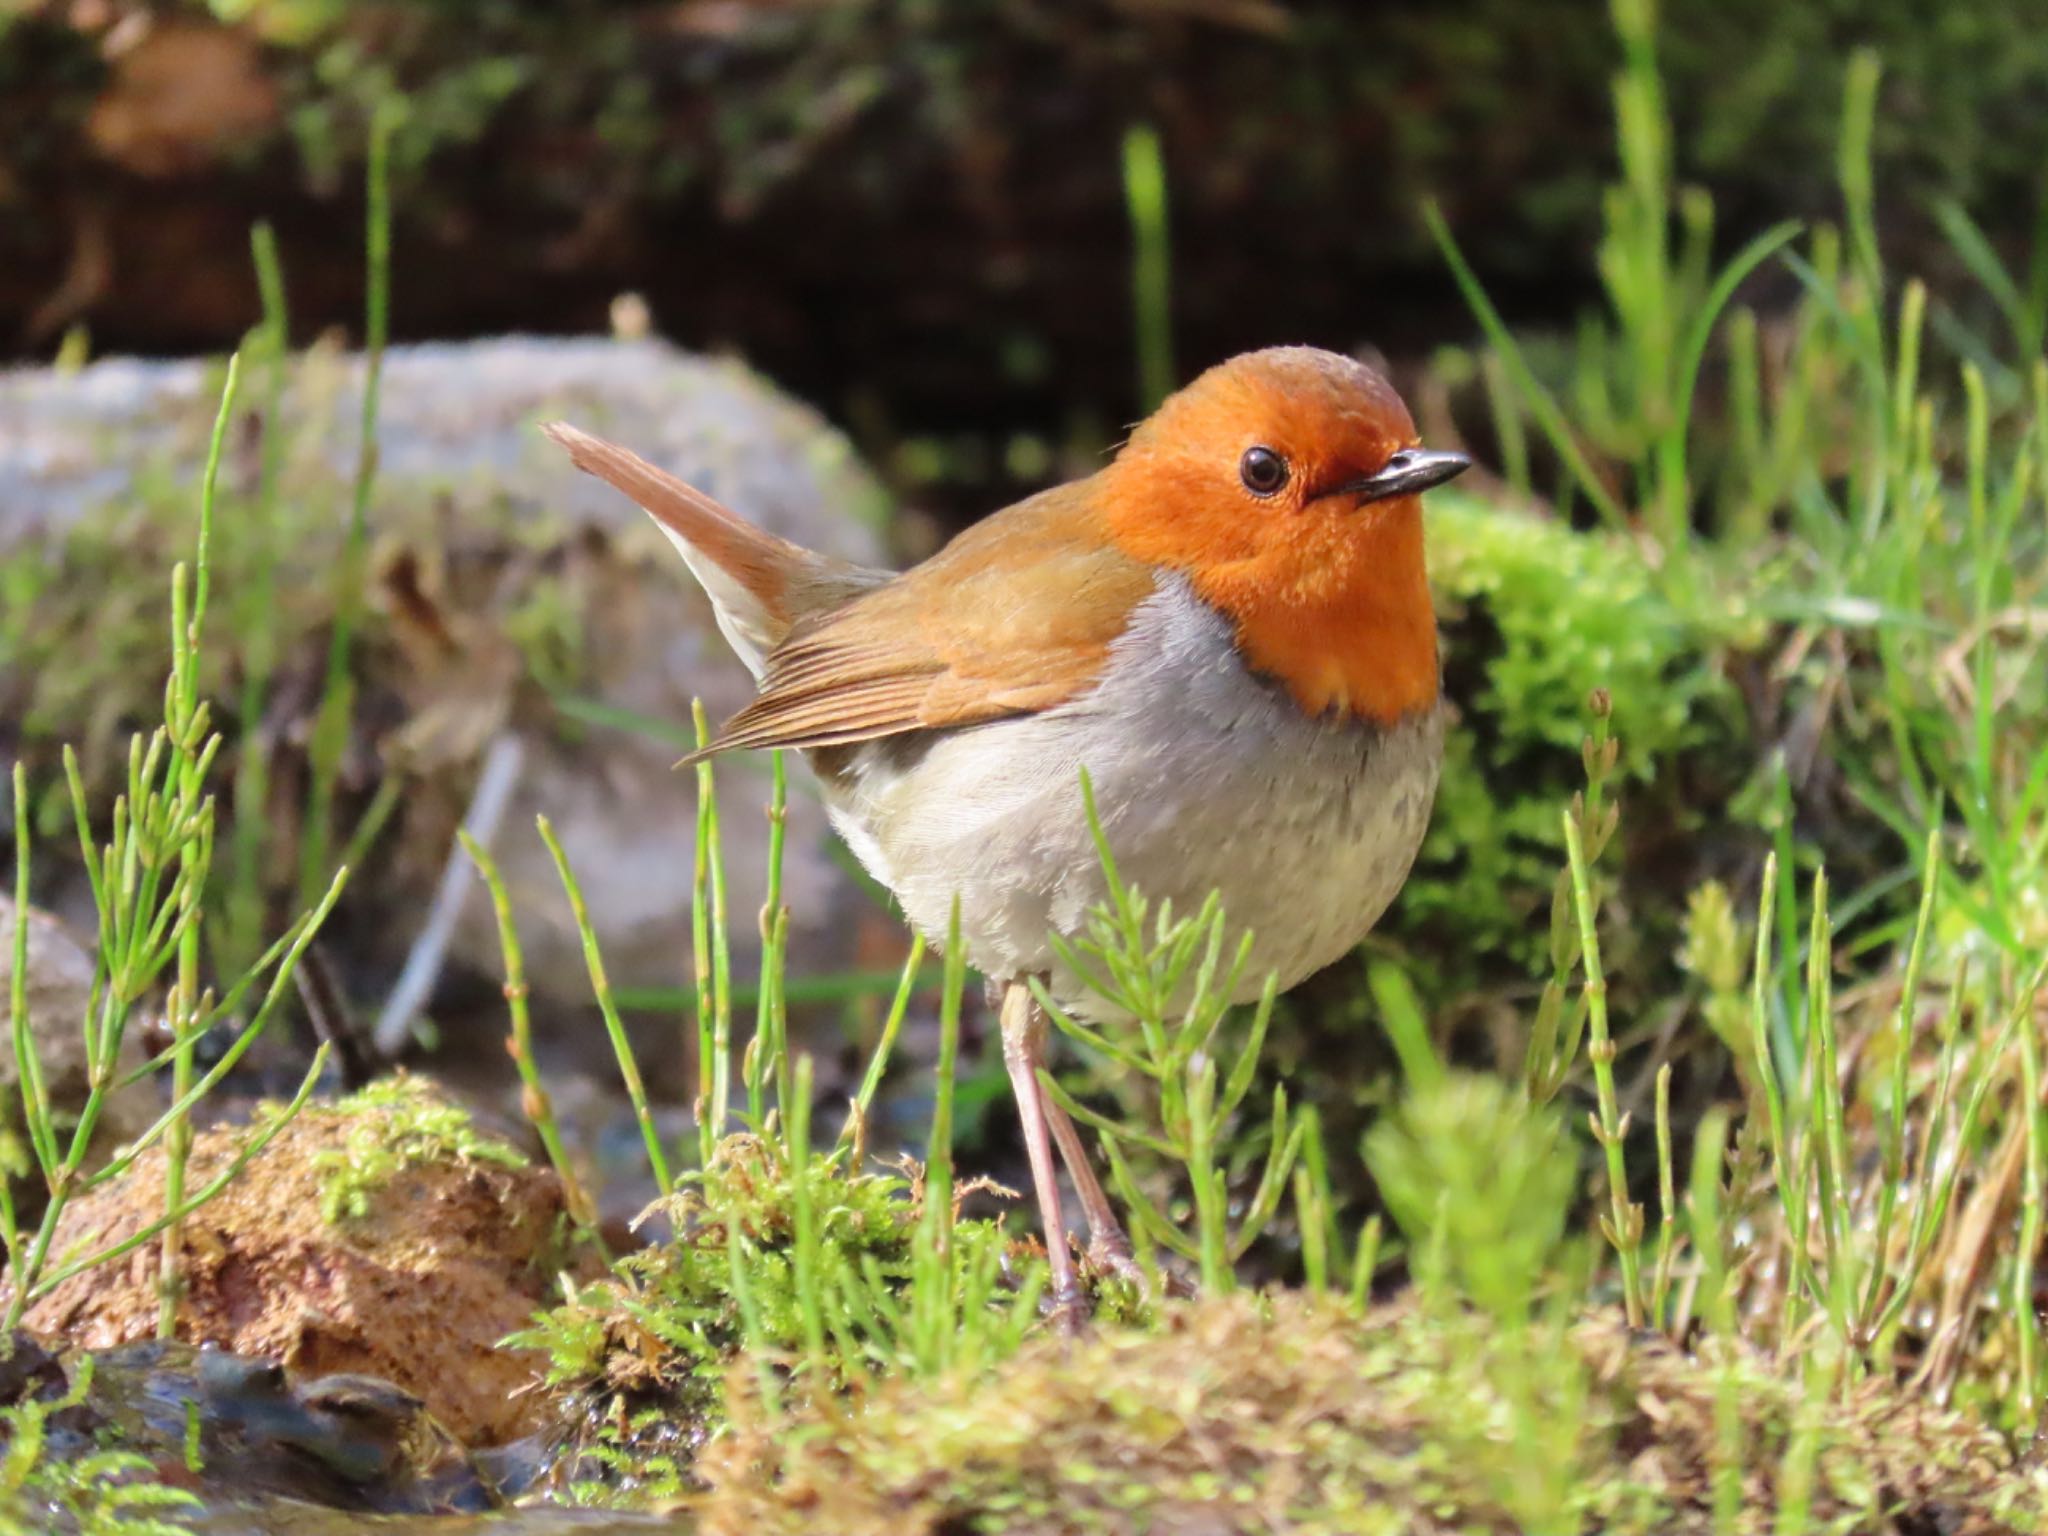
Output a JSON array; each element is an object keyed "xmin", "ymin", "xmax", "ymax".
[
  {"xmin": 0, "ymin": 336, "xmax": 890, "ymax": 555},
  {"xmin": 1, "ymin": 337, "xmax": 893, "ymax": 1006}
]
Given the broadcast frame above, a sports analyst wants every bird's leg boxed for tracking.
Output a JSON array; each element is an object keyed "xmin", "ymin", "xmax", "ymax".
[
  {"xmin": 999, "ymin": 977, "xmax": 1085, "ymax": 1328},
  {"xmin": 1043, "ymin": 1094, "xmax": 1144, "ymax": 1286}
]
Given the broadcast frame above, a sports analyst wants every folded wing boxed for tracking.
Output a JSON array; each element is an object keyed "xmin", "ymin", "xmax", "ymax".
[{"xmin": 711, "ymin": 484, "xmax": 1155, "ymax": 757}]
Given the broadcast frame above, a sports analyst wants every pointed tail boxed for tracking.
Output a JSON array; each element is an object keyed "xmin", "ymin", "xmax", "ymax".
[{"xmin": 544, "ymin": 421, "xmax": 878, "ymax": 676}]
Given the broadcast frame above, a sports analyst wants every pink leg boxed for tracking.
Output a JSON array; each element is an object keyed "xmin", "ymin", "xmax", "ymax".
[
  {"xmin": 1043, "ymin": 1094, "xmax": 1142, "ymax": 1282},
  {"xmin": 1000, "ymin": 978, "xmax": 1084, "ymax": 1327}
]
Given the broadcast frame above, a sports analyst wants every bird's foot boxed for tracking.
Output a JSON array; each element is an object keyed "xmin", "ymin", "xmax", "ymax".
[
  {"xmin": 1046, "ymin": 1278, "xmax": 1092, "ymax": 1336},
  {"xmin": 1083, "ymin": 1233, "xmax": 1149, "ymax": 1293}
]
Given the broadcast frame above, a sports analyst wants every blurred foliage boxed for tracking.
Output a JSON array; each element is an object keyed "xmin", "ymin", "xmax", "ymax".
[
  {"xmin": 698, "ymin": 1288, "xmax": 2048, "ymax": 1535},
  {"xmin": 1364, "ymin": 1070, "xmax": 1575, "ymax": 1321},
  {"xmin": 1400, "ymin": 494, "xmax": 1745, "ymax": 975},
  {"xmin": 0, "ymin": 1357, "xmax": 200, "ymax": 1536}
]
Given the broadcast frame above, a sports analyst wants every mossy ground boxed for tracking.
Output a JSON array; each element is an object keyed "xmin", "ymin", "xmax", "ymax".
[
  {"xmin": 691, "ymin": 1292, "xmax": 2047, "ymax": 1536},
  {"xmin": 514, "ymin": 1131, "xmax": 1042, "ymax": 1503}
]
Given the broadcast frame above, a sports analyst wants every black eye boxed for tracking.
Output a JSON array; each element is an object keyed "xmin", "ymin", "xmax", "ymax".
[{"xmin": 1239, "ymin": 446, "xmax": 1289, "ymax": 496}]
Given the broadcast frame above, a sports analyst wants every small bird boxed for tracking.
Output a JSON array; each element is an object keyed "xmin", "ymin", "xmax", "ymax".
[{"xmin": 546, "ymin": 346, "xmax": 1468, "ymax": 1318}]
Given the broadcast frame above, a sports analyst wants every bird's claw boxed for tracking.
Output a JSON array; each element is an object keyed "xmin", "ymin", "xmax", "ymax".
[{"xmin": 1084, "ymin": 1235, "xmax": 1149, "ymax": 1293}]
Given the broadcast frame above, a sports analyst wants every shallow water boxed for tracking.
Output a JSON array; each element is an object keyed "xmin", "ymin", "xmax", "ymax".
[
  {"xmin": 40, "ymin": 1335, "xmax": 694, "ymax": 1533},
  {"xmin": 189, "ymin": 1509, "xmax": 688, "ymax": 1535}
]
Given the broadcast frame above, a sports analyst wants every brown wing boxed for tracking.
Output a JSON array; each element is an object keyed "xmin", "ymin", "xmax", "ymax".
[{"xmin": 702, "ymin": 483, "xmax": 1156, "ymax": 757}]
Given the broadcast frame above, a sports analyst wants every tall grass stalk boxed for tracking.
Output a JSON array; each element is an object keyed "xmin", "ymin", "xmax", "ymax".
[
  {"xmin": 2011, "ymin": 957, "xmax": 2048, "ymax": 1420},
  {"xmin": 538, "ymin": 813, "xmax": 672, "ymax": 1197},
  {"xmin": 459, "ymin": 829, "xmax": 598, "ymax": 1235},
  {"xmin": 1857, "ymin": 828, "xmax": 1940, "ymax": 1335},
  {"xmin": 840, "ymin": 938, "xmax": 924, "ymax": 1158},
  {"xmin": 1479, "ymin": 350, "xmax": 1532, "ymax": 500},
  {"xmin": 1426, "ymin": 200, "xmax": 1627, "ymax": 533},
  {"xmin": 3, "ymin": 769, "xmax": 36, "ymax": 1281},
  {"xmin": 223, "ymin": 220, "xmax": 291, "ymax": 980},
  {"xmin": 691, "ymin": 701, "xmax": 718, "ymax": 1163},
  {"xmin": 1347, "ymin": 1213, "xmax": 1383, "ymax": 1309},
  {"xmin": 785, "ymin": 1052, "xmax": 827, "ymax": 1373},
  {"xmin": 1686, "ymin": 1108, "xmax": 1741, "ymax": 1535},
  {"xmin": 1562, "ymin": 810, "xmax": 1643, "ymax": 1324},
  {"xmin": 1525, "ymin": 695, "xmax": 1617, "ymax": 1102},
  {"xmin": 1802, "ymin": 869, "xmax": 1857, "ymax": 1334},
  {"xmin": 1649, "ymin": 1062, "xmax": 1676, "ymax": 1326},
  {"xmin": 746, "ymin": 753, "xmax": 789, "ymax": 1133},
  {"xmin": 10, "ymin": 767, "xmax": 51, "ymax": 1192},
  {"xmin": 157, "ymin": 350, "xmax": 243, "ymax": 1337},
  {"xmin": 692, "ymin": 700, "xmax": 733, "ymax": 1158},
  {"xmin": 3, "ymin": 354, "xmax": 348, "ymax": 1330},
  {"xmin": 909, "ymin": 899, "xmax": 965, "ymax": 1374}
]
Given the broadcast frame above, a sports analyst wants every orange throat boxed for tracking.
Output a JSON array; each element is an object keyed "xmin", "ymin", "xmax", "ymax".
[{"xmin": 1182, "ymin": 501, "xmax": 1439, "ymax": 726}]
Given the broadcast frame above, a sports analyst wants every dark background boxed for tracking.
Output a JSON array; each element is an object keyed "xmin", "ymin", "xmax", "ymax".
[{"xmin": 6, "ymin": 0, "xmax": 2045, "ymax": 515}]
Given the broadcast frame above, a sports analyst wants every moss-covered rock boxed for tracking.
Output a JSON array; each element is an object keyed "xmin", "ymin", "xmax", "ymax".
[{"xmin": 21, "ymin": 1077, "xmax": 587, "ymax": 1447}]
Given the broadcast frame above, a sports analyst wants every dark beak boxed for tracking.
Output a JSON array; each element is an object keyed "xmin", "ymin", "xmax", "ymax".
[{"xmin": 1324, "ymin": 447, "xmax": 1472, "ymax": 503}]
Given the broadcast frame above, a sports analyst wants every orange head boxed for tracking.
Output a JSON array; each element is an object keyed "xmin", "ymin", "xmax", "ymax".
[{"xmin": 1098, "ymin": 346, "xmax": 1468, "ymax": 726}]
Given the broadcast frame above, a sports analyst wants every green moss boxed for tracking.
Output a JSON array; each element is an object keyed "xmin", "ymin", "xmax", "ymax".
[
  {"xmin": 1404, "ymin": 495, "xmax": 1746, "ymax": 971},
  {"xmin": 1430, "ymin": 496, "xmax": 1731, "ymax": 764},
  {"xmin": 513, "ymin": 1132, "xmax": 1033, "ymax": 1498},
  {"xmin": 697, "ymin": 1292, "xmax": 2048, "ymax": 1535},
  {"xmin": 278, "ymin": 1075, "xmax": 526, "ymax": 1225}
]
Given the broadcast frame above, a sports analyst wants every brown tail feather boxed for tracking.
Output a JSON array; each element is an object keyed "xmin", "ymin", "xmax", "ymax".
[{"xmin": 542, "ymin": 420, "xmax": 818, "ymax": 621}]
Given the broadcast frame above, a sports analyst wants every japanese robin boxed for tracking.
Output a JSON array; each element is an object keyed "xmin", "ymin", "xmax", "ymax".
[{"xmin": 546, "ymin": 345, "xmax": 1468, "ymax": 1317}]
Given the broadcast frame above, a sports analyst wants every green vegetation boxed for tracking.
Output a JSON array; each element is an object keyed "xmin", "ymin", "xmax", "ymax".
[
  {"xmin": 0, "ymin": 1358, "xmax": 198, "ymax": 1536},
  {"xmin": 295, "ymin": 1075, "xmax": 527, "ymax": 1225},
  {"xmin": 506, "ymin": 893, "xmax": 1044, "ymax": 1502},
  {"xmin": 1401, "ymin": 0, "xmax": 2048, "ymax": 1438},
  {"xmin": 1, "ymin": 353, "xmax": 342, "ymax": 1335},
  {"xmin": 296, "ymin": 99, "xmax": 393, "ymax": 915},
  {"xmin": 507, "ymin": 3, "xmax": 2048, "ymax": 1514},
  {"xmin": 1035, "ymin": 774, "xmax": 1296, "ymax": 1293},
  {"xmin": 1401, "ymin": 493, "xmax": 1744, "ymax": 972},
  {"xmin": 1121, "ymin": 123, "xmax": 1174, "ymax": 415},
  {"xmin": 702, "ymin": 1293, "xmax": 2048, "ymax": 1535},
  {"xmin": 5, "ymin": 0, "xmax": 2048, "ymax": 1529}
]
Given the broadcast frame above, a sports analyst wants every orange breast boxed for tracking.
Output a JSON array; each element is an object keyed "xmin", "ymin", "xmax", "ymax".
[
  {"xmin": 1200, "ymin": 500, "xmax": 1438, "ymax": 723},
  {"xmin": 1108, "ymin": 486, "xmax": 1439, "ymax": 726}
]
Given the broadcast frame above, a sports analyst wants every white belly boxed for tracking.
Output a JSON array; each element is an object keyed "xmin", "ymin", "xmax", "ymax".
[{"xmin": 814, "ymin": 575, "xmax": 1442, "ymax": 1015}]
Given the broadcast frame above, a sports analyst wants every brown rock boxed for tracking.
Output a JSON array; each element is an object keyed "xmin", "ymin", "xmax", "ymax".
[{"xmin": 22, "ymin": 1082, "xmax": 580, "ymax": 1447}]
